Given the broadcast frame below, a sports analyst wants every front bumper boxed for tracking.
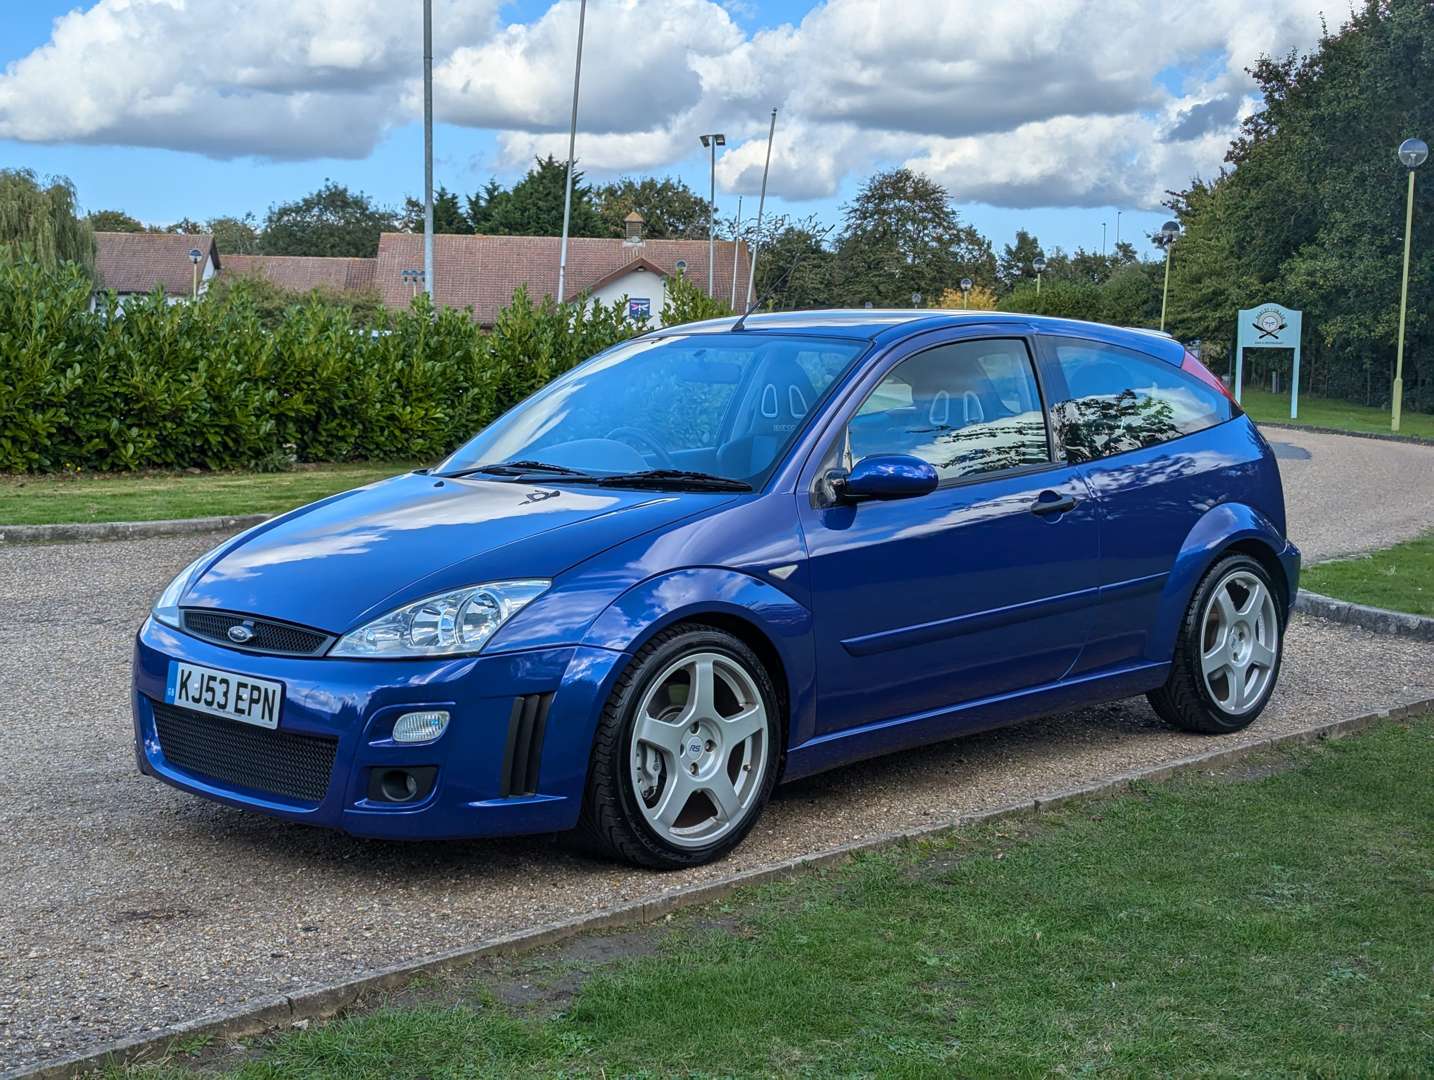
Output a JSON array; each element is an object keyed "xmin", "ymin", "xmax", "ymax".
[{"xmin": 132, "ymin": 616, "xmax": 628, "ymax": 839}]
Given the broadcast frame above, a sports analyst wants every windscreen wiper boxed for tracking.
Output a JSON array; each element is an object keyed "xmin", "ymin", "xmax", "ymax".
[
  {"xmin": 440, "ymin": 460, "xmax": 592, "ymax": 479},
  {"xmin": 593, "ymin": 469, "xmax": 752, "ymax": 492}
]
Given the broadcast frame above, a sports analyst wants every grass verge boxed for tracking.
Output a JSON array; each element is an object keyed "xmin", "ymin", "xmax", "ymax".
[
  {"xmin": 113, "ymin": 716, "xmax": 1434, "ymax": 1078},
  {"xmin": 1241, "ymin": 387, "xmax": 1434, "ymax": 442},
  {"xmin": 0, "ymin": 463, "xmax": 419, "ymax": 526},
  {"xmin": 1303, "ymin": 531, "xmax": 1434, "ymax": 616}
]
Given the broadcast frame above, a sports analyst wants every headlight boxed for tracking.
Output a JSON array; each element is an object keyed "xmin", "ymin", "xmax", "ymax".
[
  {"xmin": 152, "ymin": 554, "xmax": 209, "ymax": 629},
  {"xmin": 330, "ymin": 580, "xmax": 549, "ymax": 658}
]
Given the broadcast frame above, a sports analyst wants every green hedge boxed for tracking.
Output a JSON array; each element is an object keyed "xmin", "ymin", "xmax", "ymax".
[{"xmin": 0, "ymin": 256, "xmax": 729, "ymax": 473}]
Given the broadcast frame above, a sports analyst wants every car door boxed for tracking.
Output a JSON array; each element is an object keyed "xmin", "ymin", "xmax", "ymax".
[
  {"xmin": 1036, "ymin": 334, "xmax": 1246, "ymax": 674},
  {"xmin": 797, "ymin": 331, "xmax": 1101, "ymax": 738}
]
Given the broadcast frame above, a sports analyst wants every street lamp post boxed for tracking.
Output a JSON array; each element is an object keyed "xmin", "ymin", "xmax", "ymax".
[
  {"xmin": 1116, "ymin": 209, "xmax": 1122, "ymax": 247},
  {"xmin": 1101, "ymin": 221, "xmax": 1107, "ymax": 256},
  {"xmin": 1033, "ymin": 256, "xmax": 1046, "ymax": 296},
  {"xmin": 960, "ymin": 277, "xmax": 972, "ymax": 306},
  {"xmin": 188, "ymin": 247, "xmax": 202, "ymax": 300},
  {"xmin": 1158, "ymin": 220, "xmax": 1180, "ymax": 331},
  {"xmin": 1393, "ymin": 137, "xmax": 1427, "ymax": 433},
  {"xmin": 700, "ymin": 133, "xmax": 725, "ymax": 297}
]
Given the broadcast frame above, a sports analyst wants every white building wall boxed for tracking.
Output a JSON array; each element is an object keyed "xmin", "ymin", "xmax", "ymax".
[{"xmin": 586, "ymin": 268, "xmax": 671, "ymax": 326}]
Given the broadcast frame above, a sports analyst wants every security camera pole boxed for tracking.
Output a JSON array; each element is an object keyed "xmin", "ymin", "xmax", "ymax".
[
  {"xmin": 422, "ymin": 0, "xmax": 434, "ymax": 299},
  {"xmin": 700, "ymin": 132, "xmax": 726, "ymax": 297},
  {"xmin": 556, "ymin": 0, "xmax": 588, "ymax": 305}
]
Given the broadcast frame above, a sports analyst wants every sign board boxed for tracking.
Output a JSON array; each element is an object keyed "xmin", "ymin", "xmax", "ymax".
[
  {"xmin": 1235, "ymin": 303, "xmax": 1303, "ymax": 418},
  {"xmin": 628, "ymin": 297, "xmax": 651, "ymax": 321}
]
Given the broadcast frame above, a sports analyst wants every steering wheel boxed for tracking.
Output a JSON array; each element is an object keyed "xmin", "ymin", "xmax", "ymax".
[{"xmin": 605, "ymin": 426, "xmax": 675, "ymax": 469}]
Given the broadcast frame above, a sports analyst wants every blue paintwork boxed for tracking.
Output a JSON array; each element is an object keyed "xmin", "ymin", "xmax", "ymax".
[
  {"xmin": 132, "ymin": 311, "xmax": 1300, "ymax": 842},
  {"xmin": 839, "ymin": 454, "xmax": 940, "ymax": 500}
]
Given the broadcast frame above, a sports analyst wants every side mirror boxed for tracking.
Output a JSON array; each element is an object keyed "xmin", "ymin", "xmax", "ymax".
[{"xmin": 830, "ymin": 454, "xmax": 939, "ymax": 502}]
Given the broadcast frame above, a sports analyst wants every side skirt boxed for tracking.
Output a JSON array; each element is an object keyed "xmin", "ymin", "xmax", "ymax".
[{"xmin": 781, "ymin": 661, "xmax": 1170, "ymax": 783}]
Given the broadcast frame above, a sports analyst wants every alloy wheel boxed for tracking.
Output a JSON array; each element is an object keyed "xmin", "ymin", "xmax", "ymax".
[
  {"xmin": 1199, "ymin": 569, "xmax": 1279, "ymax": 716},
  {"xmin": 629, "ymin": 651, "xmax": 770, "ymax": 849}
]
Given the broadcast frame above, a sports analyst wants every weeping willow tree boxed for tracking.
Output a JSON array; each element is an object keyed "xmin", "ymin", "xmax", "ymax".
[{"xmin": 0, "ymin": 169, "xmax": 95, "ymax": 280}]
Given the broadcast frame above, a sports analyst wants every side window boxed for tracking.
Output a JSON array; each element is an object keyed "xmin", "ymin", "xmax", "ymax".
[
  {"xmin": 1049, "ymin": 338, "xmax": 1232, "ymax": 464},
  {"xmin": 846, "ymin": 339, "xmax": 1050, "ymax": 483}
]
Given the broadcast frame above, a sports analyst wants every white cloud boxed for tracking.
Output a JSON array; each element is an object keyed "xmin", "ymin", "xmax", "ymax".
[
  {"xmin": 0, "ymin": 0, "xmax": 501, "ymax": 159},
  {"xmin": 0, "ymin": 0, "xmax": 1332, "ymax": 206}
]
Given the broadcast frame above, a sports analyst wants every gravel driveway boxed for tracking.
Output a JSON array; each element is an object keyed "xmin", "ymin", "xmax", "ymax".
[{"xmin": 3, "ymin": 427, "xmax": 1432, "ymax": 1073}]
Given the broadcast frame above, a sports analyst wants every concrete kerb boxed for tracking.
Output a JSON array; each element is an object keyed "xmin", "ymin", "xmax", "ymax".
[
  {"xmin": 1295, "ymin": 589, "xmax": 1434, "ymax": 641},
  {"xmin": 15, "ymin": 693, "xmax": 1432, "ymax": 1080},
  {"xmin": 0, "ymin": 515, "xmax": 270, "ymax": 546}
]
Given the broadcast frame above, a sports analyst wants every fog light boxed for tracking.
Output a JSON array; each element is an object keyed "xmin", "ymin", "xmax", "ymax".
[{"xmin": 392, "ymin": 710, "xmax": 449, "ymax": 743}]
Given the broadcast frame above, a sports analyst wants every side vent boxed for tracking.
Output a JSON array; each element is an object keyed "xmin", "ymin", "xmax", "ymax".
[{"xmin": 500, "ymin": 693, "xmax": 552, "ymax": 797}]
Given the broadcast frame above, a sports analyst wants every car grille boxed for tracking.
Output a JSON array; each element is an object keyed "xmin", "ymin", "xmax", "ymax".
[
  {"xmin": 151, "ymin": 699, "xmax": 338, "ymax": 803},
  {"xmin": 181, "ymin": 609, "xmax": 332, "ymax": 656}
]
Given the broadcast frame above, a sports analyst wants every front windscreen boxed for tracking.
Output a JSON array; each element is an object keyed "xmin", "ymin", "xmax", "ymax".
[{"xmin": 437, "ymin": 334, "xmax": 868, "ymax": 488}]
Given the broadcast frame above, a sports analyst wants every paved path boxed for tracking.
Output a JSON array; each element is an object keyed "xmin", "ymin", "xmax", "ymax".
[
  {"xmin": 2, "ymin": 426, "xmax": 1432, "ymax": 1072},
  {"xmin": 1264, "ymin": 425, "xmax": 1434, "ymax": 562}
]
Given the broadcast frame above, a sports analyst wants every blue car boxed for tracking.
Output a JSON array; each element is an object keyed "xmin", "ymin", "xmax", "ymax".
[{"xmin": 133, "ymin": 311, "xmax": 1300, "ymax": 868}]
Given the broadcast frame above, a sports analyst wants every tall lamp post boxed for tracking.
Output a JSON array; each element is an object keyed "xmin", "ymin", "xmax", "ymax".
[
  {"xmin": 1393, "ymin": 137, "xmax": 1427, "ymax": 433},
  {"xmin": 1033, "ymin": 256, "xmax": 1046, "ymax": 296},
  {"xmin": 699, "ymin": 132, "xmax": 725, "ymax": 297},
  {"xmin": 422, "ymin": 0, "xmax": 434, "ymax": 298},
  {"xmin": 1158, "ymin": 219, "xmax": 1180, "ymax": 331}
]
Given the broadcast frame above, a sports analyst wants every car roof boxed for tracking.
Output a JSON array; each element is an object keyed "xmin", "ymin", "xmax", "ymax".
[{"xmin": 653, "ymin": 309, "xmax": 1186, "ymax": 365}]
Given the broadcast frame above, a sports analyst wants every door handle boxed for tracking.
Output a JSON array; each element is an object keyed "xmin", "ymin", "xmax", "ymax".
[{"xmin": 1030, "ymin": 492, "xmax": 1077, "ymax": 516}]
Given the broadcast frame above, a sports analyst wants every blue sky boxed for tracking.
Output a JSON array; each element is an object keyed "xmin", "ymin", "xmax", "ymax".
[{"xmin": 0, "ymin": 1, "xmax": 1328, "ymax": 257}]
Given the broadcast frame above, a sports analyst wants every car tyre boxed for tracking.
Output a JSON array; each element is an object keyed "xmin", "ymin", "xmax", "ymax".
[
  {"xmin": 1149, "ymin": 553, "xmax": 1285, "ymax": 734},
  {"xmin": 578, "ymin": 623, "xmax": 781, "ymax": 869}
]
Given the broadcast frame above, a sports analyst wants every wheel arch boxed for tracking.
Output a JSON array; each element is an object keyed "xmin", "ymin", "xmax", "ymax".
[
  {"xmin": 1147, "ymin": 501, "xmax": 1294, "ymax": 662},
  {"xmin": 581, "ymin": 567, "xmax": 817, "ymax": 760}
]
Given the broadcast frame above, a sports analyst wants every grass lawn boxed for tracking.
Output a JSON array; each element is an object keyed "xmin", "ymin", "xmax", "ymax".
[
  {"xmin": 1303, "ymin": 531, "xmax": 1434, "ymax": 616},
  {"xmin": 0, "ymin": 463, "xmax": 420, "ymax": 525},
  {"xmin": 117, "ymin": 716, "xmax": 1434, "ymax": 1079},
  {"xmin": 1241, "ymin": 386, "xmax": 1434, "ymax": 442}
]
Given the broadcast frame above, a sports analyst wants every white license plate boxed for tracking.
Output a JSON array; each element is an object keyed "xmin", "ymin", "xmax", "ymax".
[{"xmin": 165, "ymin": 661, "xmax": 284, "ymax": 729}]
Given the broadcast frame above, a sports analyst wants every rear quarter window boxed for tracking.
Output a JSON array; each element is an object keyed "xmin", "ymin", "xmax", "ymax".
[{"xmin": 1046, "ymin": 338, "xmax": 1233, "ymax": 463}]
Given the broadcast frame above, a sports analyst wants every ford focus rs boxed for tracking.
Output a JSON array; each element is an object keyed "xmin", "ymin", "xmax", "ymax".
[{"xmin": 133, "ymin": 310, "xmax": 1299, "ymax": 868}]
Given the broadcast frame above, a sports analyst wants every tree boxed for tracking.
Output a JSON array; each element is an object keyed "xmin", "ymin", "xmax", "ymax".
[
  {"xmin": 595, "ymin": 176, "xmax": 712, "ymax": 239},
  {"xmin": 750, "ymin": 216, "xmax": 836, "ymax": 311},
  {"xmin": 467, "ymin": 180, "xmax": 510, "ymax": 234},
  {"xmin": 157, "ymin": 217, "xmax": 206, "ymax": 235},
  {"xmin": 482, "ymin": 156, "xmax": 606, "ymax": 237},
  {"xmin": 1167, "ymin": 0, "xmax": 1434, "ymax": 408},
  {"xmin": 831, "ymin": 168, "xmax": 995, "ymax": 307},
  {"xmin": 207, "ymin": 214, "xmax": 260, "ymax": 254},
  {"xmin": 938, "ymin": 283, "xmax": 999, "ymax": 310},
  {"xmin": 399, "ymin": 185, "xmax": 470, "ymax": 234},
  {"xmin": 997, "ymin": 229, "xmax": 1045, "ymax": 291},
  {"xmin": 0, "ymin": 169, "xmax": 95, "ymax": 278},
  {"xmin": 260, "ymin": 181, "xmax": 396, "ymax": 257},
  {"xmin": 88, "ymin": 209, "xmax": 144, "ymax": 233}
]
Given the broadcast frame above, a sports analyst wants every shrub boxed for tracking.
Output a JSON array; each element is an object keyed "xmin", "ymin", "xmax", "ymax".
[{"xmin": 0, "ymin": 254, "xmax": 643, "ymax": 473}]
